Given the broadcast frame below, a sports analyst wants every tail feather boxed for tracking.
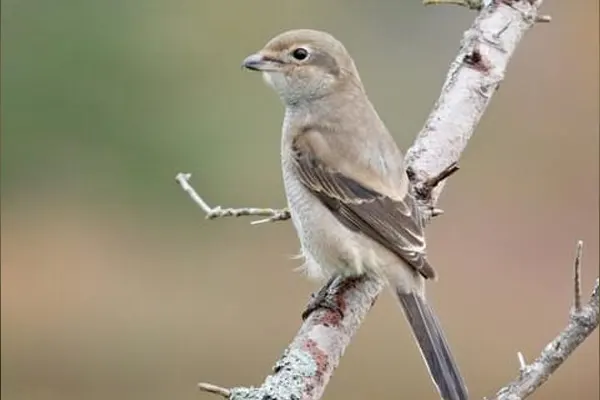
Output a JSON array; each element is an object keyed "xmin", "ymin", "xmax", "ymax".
[{"xmin": 396, "ymin": 291, "xmax": 468, "ymax": 400}]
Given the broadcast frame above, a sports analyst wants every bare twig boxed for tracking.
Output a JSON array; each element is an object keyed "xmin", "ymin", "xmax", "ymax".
[
  {"xmin": 182, "ymin": 1, "xmax": 597, "ymax": 400},
  {"xmin": 517, "ymin": 352, "xmax": 527, "ymax": 372},
  {"xmin": 412, "ymin": 162, "xmax": 460, "ymax": 201},
  {"xmin": 198, "ymin": 383, "xmax": 231, "ymax": 399},
  {"xmin": 175, "ymin": 173, "xmax": 290, "ymax": 224},
  {"xmin": 423, "ymin": 0, "xmax": 486, "ymax": 10},
  {"xmin": 491, "ymin": 242, "xmax": 599, "ymax": 399},
  {"xmin": 574, "ymin": 240, "xmax": 583, "ymax": 313},
  {"xmin": 429, "ymin": 207, "xmax": 445, "ymax": 217},
  {"xmin": 535, "ymin": 14, "xmax": 552, "ymax": 23}
]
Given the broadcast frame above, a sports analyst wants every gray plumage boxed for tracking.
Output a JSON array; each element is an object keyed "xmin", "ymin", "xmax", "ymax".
[{"xmin": 397, "ymin": 291, "xmax": 468, "ymax": 400}]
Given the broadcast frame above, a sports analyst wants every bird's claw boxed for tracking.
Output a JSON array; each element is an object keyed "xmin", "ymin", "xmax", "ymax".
[{"xmin": 302, "ymin": 280, "xmax": 344, "ymax": 320}]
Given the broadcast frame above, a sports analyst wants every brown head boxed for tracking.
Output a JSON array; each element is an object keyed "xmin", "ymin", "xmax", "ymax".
[{"xmin": 242, "ymin": 29, "xmax": 363, "ymax": 106}]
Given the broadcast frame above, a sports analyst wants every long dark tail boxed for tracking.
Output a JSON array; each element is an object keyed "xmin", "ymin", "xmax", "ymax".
[{"xmin": 395, "ymin": 290, "xmax": 468, "ymax": 400}]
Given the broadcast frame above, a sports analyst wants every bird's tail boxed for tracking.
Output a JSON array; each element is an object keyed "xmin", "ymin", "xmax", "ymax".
[{"xmin": 395, "ymin": 290, "xmax": 468, "ymax": 400}]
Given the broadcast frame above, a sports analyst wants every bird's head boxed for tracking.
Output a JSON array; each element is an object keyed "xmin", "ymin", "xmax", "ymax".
[{"xmin": 242, "ymin": 29, "xmax": 362, "ymax": 106}]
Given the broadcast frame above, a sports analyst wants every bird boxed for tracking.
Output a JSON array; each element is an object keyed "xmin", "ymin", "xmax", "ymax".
[{"xmin": 242, "ymin": 29, "xmax": 468, "ymax": 400}]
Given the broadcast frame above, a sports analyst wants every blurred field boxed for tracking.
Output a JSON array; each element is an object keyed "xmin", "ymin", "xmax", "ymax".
[{"xmin": 1, "ymin": 1, "xmax": 598, "ymax": 399}]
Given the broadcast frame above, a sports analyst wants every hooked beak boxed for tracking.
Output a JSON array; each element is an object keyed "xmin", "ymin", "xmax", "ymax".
[{"xmin": 242, "ymin": 53, "xmax": 283, "ymax": 72}]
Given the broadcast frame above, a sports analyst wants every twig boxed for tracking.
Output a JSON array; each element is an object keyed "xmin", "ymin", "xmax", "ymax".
[
  {"xmin": 491, "ymin": 243, "xmax": 599, "ymax": 399},
  {"xmin": 423, "ymin": 0, "xmax": 486, "ymax": 10},
  {"xmin": 517, "ymin": 352, "xmax": 527, "ymax": 372},
  {"xmin": 175, "ymin": 173, "xmax": 290, "ymax": 224},
  {"xmin": 198, "ymin": 383, "xmax": 231, "ymax": 399},
  {"xmin": 574, "ymin": 240, "xmax": 583, "ymax": 313},
  {"xmin": 412, "ymin": 162, "xmax": 460, "ymax": 201},
  {"xmin": 535, "ymin": 14, "xmax": 551, "ymax": 23}
]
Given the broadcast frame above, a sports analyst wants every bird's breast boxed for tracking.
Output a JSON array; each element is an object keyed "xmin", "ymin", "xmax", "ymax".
[{"xmin": 281, "ymin": 156, "xmax": 393, "ymax": 280}]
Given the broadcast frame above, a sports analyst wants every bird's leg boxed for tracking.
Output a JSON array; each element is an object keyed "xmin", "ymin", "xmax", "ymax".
[
  {"xmin": 302, "ymin": 275, "xmax": 363, "ymax": 320},
  {"xmin": 302, "ymin": 276, "xmax": 343, "ymax": 320}
]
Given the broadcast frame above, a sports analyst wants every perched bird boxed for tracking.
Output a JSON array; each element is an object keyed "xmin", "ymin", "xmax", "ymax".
[{"xmin": 242, "ymin": 29, "xmax": 468, "ymax": 400}]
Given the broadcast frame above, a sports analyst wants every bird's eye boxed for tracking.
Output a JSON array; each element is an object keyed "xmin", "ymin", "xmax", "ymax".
[{"xmin": 291, "ymin": 48, "xmax": 309, "ymax": 61}]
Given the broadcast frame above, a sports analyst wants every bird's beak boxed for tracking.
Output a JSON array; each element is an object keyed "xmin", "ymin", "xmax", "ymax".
[{"xmin": 242, "ymin": 53, "xmax": 282, "ymax": 72}]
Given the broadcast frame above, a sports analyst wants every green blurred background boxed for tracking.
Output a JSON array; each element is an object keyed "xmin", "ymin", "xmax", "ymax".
[{"xmin": 1, "ymin": 1, "xmax": 598, "ymax": 399}]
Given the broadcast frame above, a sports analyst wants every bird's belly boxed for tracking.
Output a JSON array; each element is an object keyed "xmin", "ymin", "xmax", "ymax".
[{"xmin": 283, "ymin": 171, "xmax": 391, "ymax": 281}]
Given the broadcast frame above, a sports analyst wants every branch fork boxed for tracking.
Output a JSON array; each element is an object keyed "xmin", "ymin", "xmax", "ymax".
[{"xmin": 490, "ymin": 242, "xmax": 598, "ymax": 400}]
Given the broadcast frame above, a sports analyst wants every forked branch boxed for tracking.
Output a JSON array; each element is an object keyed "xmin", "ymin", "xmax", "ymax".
[{"xmin": 491, "ymin": 242, "xmax": 599, "ymax": 399}]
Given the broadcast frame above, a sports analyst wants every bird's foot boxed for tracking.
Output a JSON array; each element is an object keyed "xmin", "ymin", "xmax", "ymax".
[
  {"xmin": 302, "ymin": 276, "xmax": 343, "ymax": 320},
  {"xmin": 302, "ymin": 275, "xmax": 365, "ymax": 320}
]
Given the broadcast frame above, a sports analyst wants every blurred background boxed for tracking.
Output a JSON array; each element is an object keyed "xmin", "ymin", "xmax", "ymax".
[{"xmin": 1, "ymin": 1, "xmax": 598, "ymax": 399}]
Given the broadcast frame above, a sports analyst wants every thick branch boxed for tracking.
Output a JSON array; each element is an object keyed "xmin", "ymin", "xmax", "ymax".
[
  {"xmin": 206, "ymin": 276, "xmax": 385, "ymax": 400},
  {"xmin": 180, "ymin": 1, "xmax": 599, "ymax": 400},
  {"xmin": 404, "ymin": 1, "xmax": 544, "ymax": 203}
]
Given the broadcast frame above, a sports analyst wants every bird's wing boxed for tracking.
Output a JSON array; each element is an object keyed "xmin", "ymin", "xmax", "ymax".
[{"xmin": 291, "ymin": 129, "xmax": 436, "ymax": 279}]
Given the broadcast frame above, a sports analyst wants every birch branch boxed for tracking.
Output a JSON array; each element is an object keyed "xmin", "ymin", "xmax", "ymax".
[{"xmin": 176, "ymin": 1, "xmax": 598, "ymax": 399}]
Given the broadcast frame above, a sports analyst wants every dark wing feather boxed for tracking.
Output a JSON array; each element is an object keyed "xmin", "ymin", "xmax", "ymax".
[{"xmin": 291, "ymin": 140, "xmax": 436, "ymax": 279}]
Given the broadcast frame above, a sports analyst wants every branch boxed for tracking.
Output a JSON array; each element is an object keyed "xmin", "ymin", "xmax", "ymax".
[
  {"xmin": 199, "ymin": 275, "xmax": 384, "ymax": 400},
  {"xmin": 491, "ymin": 242, "xmax": 599, "ymax": 399},
  {"xmin": 402, "ymin": 0, "xmax": 549, "ymax": 203},
  {"xmin": 175, "ymin": 173, "xmax": 290, "ymax": 224},
  {"xmin": 176, "ymin": 1, "xmax": 597, "ymax": 399}
]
